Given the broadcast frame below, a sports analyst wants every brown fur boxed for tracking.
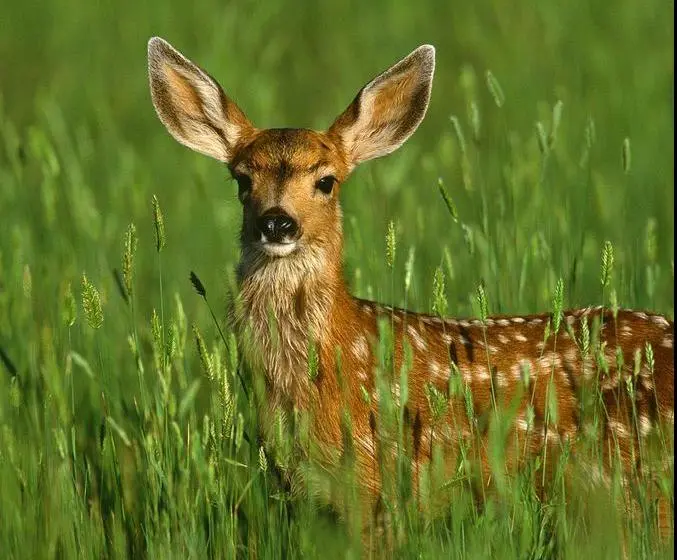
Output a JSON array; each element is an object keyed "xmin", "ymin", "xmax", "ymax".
[{"xmin": 147, "ymin": 37, "xmax": 674, "ymax": 539}]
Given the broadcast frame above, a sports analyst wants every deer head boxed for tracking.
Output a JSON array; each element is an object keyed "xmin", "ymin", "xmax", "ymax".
[{"xmin": 147, "ymin": 37, "xmax": 434, "ymax": 272}]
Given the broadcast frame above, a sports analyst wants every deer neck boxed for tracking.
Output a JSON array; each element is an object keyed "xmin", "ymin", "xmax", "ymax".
[{"xmin": 234, "ymin": 230, "xmax": 351, "ymax": 407}]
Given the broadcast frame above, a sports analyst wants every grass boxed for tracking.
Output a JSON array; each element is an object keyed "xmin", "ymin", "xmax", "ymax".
[{"xmin": 0, "ymin": 0, "xmax": 673, "ymax": 557}]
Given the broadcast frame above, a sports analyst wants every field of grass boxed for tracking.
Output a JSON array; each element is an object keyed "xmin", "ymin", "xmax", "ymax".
[{"xmin": 0, "ymin": 0, "xmax": 674, "ymax": 557}]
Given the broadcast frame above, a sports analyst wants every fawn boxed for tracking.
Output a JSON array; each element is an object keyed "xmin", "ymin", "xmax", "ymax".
[{"xmin": 147, "ymin": 37, "xmax": 674, "ymax": 536}]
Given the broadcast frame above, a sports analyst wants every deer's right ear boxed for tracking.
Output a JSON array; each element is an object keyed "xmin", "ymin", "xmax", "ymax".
[{"xmin": 147, "ymin": 37, "xmax": 254, "ymax": 163}]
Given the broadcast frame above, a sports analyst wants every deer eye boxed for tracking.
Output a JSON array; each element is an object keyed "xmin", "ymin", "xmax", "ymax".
[
  {"xmin": 315, "ymin": 175, "xmax": 336, "ymax": 195},
  {"xmin": 234, "ymin": 174, "xmax": 252, "ymax": 201}
]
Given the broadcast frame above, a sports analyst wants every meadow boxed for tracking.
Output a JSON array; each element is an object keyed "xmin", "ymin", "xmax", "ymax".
[{"xmin": 0, "ymin": 0, "xmax": 674, "ymax": 557}]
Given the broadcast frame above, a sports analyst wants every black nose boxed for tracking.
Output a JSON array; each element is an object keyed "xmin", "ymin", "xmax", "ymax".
[{"xmin": 256, "ymin": 211, "xmax": 298, "ymax": 243}]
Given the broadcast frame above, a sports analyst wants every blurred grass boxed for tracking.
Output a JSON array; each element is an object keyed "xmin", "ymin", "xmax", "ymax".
[{"xmin": 0, "ymin": 0, "xmax": 673, "ymax": 557}]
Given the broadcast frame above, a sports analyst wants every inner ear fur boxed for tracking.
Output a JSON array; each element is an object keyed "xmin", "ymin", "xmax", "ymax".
[
  {"xmin": 328, "ymin": 45, "xmax": 435, "ymax": 168},
  {"xmin": 147, "ymin": 37, "xmax": 255, "ymax": 163}
]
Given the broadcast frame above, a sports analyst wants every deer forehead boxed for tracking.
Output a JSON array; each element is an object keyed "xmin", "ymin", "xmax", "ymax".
[{"xmin": 231, "ymin": 128, "xmax": 349, "ymax": 180}]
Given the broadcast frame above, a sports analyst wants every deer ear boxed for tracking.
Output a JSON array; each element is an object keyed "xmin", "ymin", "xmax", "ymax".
[
  {"xmin": 147, "ymin": 37, "xmax": 254, "ymax": 163},
  {"xmin": 328, "ymin": 45, "xmax": 435, "ymax": 168}
]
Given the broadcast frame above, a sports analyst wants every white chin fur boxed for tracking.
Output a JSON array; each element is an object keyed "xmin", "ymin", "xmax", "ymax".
[{"xmin": 261, "ymin": 242, "xmax": 297, "ymax": 257}]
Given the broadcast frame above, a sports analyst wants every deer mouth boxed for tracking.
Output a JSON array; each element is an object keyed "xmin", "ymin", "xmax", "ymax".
[{"xmin": 259, "ymin": 240, "xmax": 298, "ymax": 257}]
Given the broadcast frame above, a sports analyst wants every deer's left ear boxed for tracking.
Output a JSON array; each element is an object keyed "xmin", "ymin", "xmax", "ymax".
[{"xmin": 328, "ymin": 45, "xmax": 435, "ymax": 169}]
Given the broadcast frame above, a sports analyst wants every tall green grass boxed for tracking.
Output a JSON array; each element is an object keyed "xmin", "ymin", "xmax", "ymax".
[{"xmin": 0, "ymin": 0, "xmax": 673, "ymax": 557}]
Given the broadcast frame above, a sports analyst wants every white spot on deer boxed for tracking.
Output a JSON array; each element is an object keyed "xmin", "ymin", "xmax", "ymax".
[
  {"xmin": 562, "ymin": 429, "xmax": 576, "ymax": 442},
  {"xmin": 650, "ymin": 315, "xmax": 670, "ymax": 328},
  {"xmin": 538, "ymin": 353, "xmax": 562, "ymax": 372},
  {"xmin": 662, "ymin": 336, "xmax": 673, "ymax": 349},
  {"xmin": 392, "ymin": 313, "xmax": 402, "ymax": 323},
  {"xmin": 429, "ymin": 360, "xmax": 443, "ymax": 379},
  {"xmin": 608, "ymin": 420, "xmax": 630, "ymax": 439},
  {"xmin": 515, "ymin": 417, "xmax": 529, "ymax": 431},
  {"xmin": 529, "ymin": 318, "xmax": 542, "ymax": 326},
  {"xmin": 511, "ymin": 359, "xmax": 532, "ymax": 381},
  {"xmin": 474, "ymin": 366, "xmax": 491, "ymax": 381},
  {"xmin": 565, "ymin": 315, "xmax": 575, "ymax": 326},
  {"xmin": 445, "ymin": 319, "xmax": 458, "ymax": 327},
  {"xmin": 620, "ymin": 324, "xmax": 633, "ymax": 338},
  {"xmin": 471, "ymin": 319, "xmax": 483, "ymax": 327},
  {"xmin": 634, "ymin": 311, "xmax": 648, "ymax": 320},
  {"xmin": 495, "ymin": 369, "xmax": 507, "ymax": 387},
  {"xmin": 587, "ymin": 464, "xmax": 610, "ymax": 487},
  {"xmin": 497, "ymin": 334, "xmax": 509, "ymax": 345},
  {"xmin": 356, "ymin": 369, "xmax": 368, "ymax": 382},
  {"xmin": 407, "ymin": 324, "xmax": 427, "ymax": 352},
  {"xmin": 459, "ymin": 320, "xmax": 470, "ymax": 328},
  {"xmin": 564, "ymin": 347, "xmax": 578, "ymax": 363},
  {"xmin": 362, "ymin": 304, "xmax": 373, "ymax": 314},
  {"xmin": 497, "ymin": 319, "xmax": 510, "ymax": 327},
  {"xmin": 514, "ymin": 333, "xmax": 528, "ymax": 343},
  {"xmin": 511, "ymin": 317, "xmax": 526, "ymax": 324},
  {"xmin": 638, "ymin": 415, "xmax": 652, "ymax": 437},
  {"xmin": 442, "ymin": 333, "xmax": 453, "ymax": 345},
  {"xmin": 352, "ymin": 335, "xmax": 370, "ymax": 362},
  {"xmin": 484, "ymin": 318, "xmax": 495, "ymax": 326},
  {"xmin": 431, "ymin": 317, "xmax": 443, "ymax": 325},
  {"xmin": 421, "ymin": 317, "xmax": 433, "ymax": 325},
  {"xmin": 545, "ymin": 430, "xmax": 560, "ymax": 444},
  {"xmin": 641, "ymin": 376, "xmax": 654, "ymax": 391},
  {"xmin": 459, "ymin": 335, "xmax": 471, "ymax": 346},
  {"xmin": 536, "ymin": 341, "xmax": 546, "ymax": 352}
]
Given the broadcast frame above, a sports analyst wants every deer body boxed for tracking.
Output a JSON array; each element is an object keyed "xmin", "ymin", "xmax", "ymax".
[{"xmin": 148, "ymin": 37, "xmax": 674, "ymax": 527}]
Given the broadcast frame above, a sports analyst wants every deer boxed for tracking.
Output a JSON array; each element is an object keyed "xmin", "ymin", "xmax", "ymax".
[{"xmin": 147, "ymin": 37, "xmax": 674, "ymax": 543}]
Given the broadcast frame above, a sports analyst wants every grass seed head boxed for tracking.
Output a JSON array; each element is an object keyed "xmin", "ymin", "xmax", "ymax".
[
  {"xmin": 485, "ymin": 70, "xmax": 505, "ymax": 108},
  {"xmin": 580, "ymin": 316, "xmax": 590, "ymax": 357},
  {"xmin": 258, "ymin": 446, "xmax": 268, "ymax": 473},
  {"xmin": 190, "ymin": 271, "xmax": 206, "ymax": 298},
  {"xmin": 192, "ymin": 324, "xmax": 214, "ymax": 380},
  {"xmin": 476, "ymin": 282, "xmax": 488, "ymax": 324},
  {"xmin": 644, "ymin": 342, "xmax": 655, "ymax": 375},
  {"xmin": 307, "ymin": 339, "xmax": 319, "ymax": 381},
  {"xmin": 81, "ymin": 274, "xmax": 103, "ymax": 329},
  {"xmin": 601, "ymin": 240, "xmax": 614, "ymax": 289},
  {"xmin": 22, "ymin": 264, "xmax": 32, "ymax": 300},
  {"xmin": 152, "ymin": 194, "xmax": 166, "ymax": 253},
  {"xmin": 549, "ymin": 100, "xmax": 563, "ymax": 149},
  {"xmin": 437, "ymin": 178, "xmax": 459, "ymax": 222},
  {"xmin": 552, "ymin": 278, "xmax": 564, "ymax": 333},
  {"xmin": 385, "ymin": 220, "xmax": 396, "ymax": 269},
  {"xmin": 122, "ymin": 223, "xmax": 137, "ymax": 300},
  {"xmin": 424, "ymin": 382, "xmax": 447, "ymax": 423}
]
